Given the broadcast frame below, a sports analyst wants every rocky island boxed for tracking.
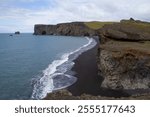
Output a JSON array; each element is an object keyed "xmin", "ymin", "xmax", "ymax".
[
  {"xmin": 34, "ymin": 18, "xmax": 150, "ymax": 99},
  {"xmin": 15, "ymin": 31, "xmax": 20, "ymax": 34}
]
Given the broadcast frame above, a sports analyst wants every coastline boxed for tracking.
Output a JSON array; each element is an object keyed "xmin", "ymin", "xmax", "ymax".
[
  {"xmin": 44, "ymin": 36, "xmax": 132, "ymax": 99},
  {"xmin": 38, "ymin": 19, "xmax": 150, "ymax": 100},
  {"xmin": 67, "ymin": 37, "xmax": 129, "ymax": 97},
  {"xmin": 43, "ymin": 37, "xmax": 102, "ymax": 99},
  {"xmin": 67, "ymin": 36, "xmax": 150, "ymax": 98},
  {"xmin": 44, "ymin": 37, "xmax": 104, "ymax": 99},
  {"xmin": 44, "ymin": 36, "xmax": 150, "ymax": 100},
  {"xmin": 32, "ymin": 36, "xmax": 97, "ymax": 99},
  {"xmin": 67, "ymin": 37, "xmax": 102, "ymax": 96}
]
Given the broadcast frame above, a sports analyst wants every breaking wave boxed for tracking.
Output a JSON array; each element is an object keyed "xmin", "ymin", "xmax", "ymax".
[{"xmin": 31, "ymin": 37, "xmax": 97, "ymax": 99}]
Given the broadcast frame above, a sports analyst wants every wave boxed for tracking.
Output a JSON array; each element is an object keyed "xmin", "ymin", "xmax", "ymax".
[{"xmin": 31, "ymin": 37, "xmax": 97, "ymax": 99}]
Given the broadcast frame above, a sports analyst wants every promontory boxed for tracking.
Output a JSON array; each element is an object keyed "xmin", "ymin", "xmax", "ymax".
[{"xmin": 34, "ymin": 18, "xmax": 150, "ymax": 99}]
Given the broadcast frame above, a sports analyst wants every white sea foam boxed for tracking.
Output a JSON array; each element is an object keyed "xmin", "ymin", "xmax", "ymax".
[
  {"xmin": 31, "ymin": 53, "xmax": 70, "ymax": 99},
  {"xmin": 31, "ymin": 37, "xmax": 97, "ymax": 99}
]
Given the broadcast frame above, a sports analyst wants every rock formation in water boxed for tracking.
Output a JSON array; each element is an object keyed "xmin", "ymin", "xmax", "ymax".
[
  {"xmin": 34, "ymin": 22, "xmax": 97, "ymax": 36},
  {"xmin": 15, "ymin": 31, "xmax": 20, "ymax": 34}
]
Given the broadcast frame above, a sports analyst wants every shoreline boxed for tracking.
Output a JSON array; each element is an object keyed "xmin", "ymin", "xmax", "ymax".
[
  {"xmin": 68, "ymin": 36, "xmax": 150, "ymax": 97},
  {"xmin": 67, "ymin": 37, "xmax": 103, "ymax": 96},
  {"xmin": 59, "ymin": 37, "xmax": 133, "ymax": 98},
  {"xmin": 44, "ymin": 36, "xmax": 134, "ymax": 99},
  {"xmin": 44, "ymin": 36, "xmax": 150, "ymax": 100},
  {"xmin": 44, "ymin": 37, "xmax": 129, "ymax": 99},
  {"xmin": 44, "ymin": 37, "xmax": 103, "ymax": 99},
  {"xmin": 33, "ymin": 36, "xmax": 97, "ymax": 99}
]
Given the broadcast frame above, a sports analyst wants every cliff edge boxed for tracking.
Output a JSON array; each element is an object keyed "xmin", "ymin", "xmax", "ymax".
[
  {"xmin": 34, "ymin": 22, "xmax": 97, "ymax": 36},
  {"xmin": 98, "ymin": 19, "xmax": 150, "ymax": 91}
]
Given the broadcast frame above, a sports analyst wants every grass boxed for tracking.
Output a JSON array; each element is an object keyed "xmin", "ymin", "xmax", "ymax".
[
  {"xmin": 84, "ymin": 21, "xmax": 114, "ymax": 29},
  {"xmin": 85, "ymin": 20, "xmax": 150, "ymax": 33},
  {"xmin": 100, "ymin": 40, "xmax": 150, "ymax": 55},
  {"xmin": 121, "ymin": 20, "xmax": 150, "ymax": 33}
]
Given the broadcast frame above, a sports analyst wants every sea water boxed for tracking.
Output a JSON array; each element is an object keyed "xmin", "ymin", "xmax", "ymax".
[{"xmin": 0, "ymin": 33, "xmax": 96, "ymax": 99}]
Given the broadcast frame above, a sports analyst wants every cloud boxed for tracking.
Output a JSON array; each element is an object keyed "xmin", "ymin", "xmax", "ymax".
[
  {"xmin": 52, "ymin": 0, "xmax": 150, "ymax": 21},
  {"xmin": 0, "ymin": 0, "xmax": 150, "ymax": 32}
]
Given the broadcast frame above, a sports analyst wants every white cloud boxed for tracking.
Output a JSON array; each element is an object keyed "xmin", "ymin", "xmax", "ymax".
[
  {"xmin": 0, "ymin": 0, "xmax": 150, "ymax": 32},
  {"xmin": 52, "ymin": 0, "xmax": 150, "ymax": 21}
]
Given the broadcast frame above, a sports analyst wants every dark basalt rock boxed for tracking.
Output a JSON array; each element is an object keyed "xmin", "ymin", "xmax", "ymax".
[
  {"xmin": 98, "ymin": 19, "xmax": 150, "ymax": 92},
  {"xmin": 34, "ymin": 22, "xmax": 97, "ymax": 36},
  {"xmin": 44, "ymin": 89, "xmax": 150, "ymax": 100},
  {"xmin": 15, "ymin": 31, "xmax": 20, "ymax": 34}
]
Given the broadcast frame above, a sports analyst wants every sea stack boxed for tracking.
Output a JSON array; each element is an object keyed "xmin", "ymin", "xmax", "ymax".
[{"xmin": 15, "ymin": 31, "xmax": 20, "ymax": 34}]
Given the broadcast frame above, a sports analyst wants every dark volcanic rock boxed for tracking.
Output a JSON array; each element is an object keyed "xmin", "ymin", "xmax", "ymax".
[
  {"xmin": 98, "ymin": 19, "xmax": 150, "ymax": 91},
  {"xmin": 99, "ymin": 43, "xmax": 150, "ymax": 90},
  {"xmin": 34, "ymin": 22, "xmax": 97, "ymax": 36},
  {"xmin": 44, "ymin": 89, "xmax": 150, "ymax": 100},
  {"xmin": 15, "ymin": 31, "xmax": 20, "ymax": 34},
  {"xmin": 34, "ymin": 25, "xmax": 56, "ymax": 35}
]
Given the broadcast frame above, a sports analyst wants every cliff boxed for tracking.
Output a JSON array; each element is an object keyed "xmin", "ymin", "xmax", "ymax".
[
  {"xmin": 35, "ymin": 19, "xmax": 150, "ymax": 99},
  {"xmin": 34, "ymin": 22, "xmax": 97, "ymax": 36},
  {"xmin": 98, "ymin": 19, "xmax": 150, "ymax": 91}
]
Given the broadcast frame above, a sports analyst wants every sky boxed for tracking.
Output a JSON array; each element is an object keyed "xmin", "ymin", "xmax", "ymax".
[{"xmin": 0, "ymin": 0, "xmax": 150, "ymax": 33}]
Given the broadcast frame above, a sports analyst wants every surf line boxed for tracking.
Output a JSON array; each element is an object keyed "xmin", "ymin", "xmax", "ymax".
[{"xmin": 31, "ymin": 37, "xmax": 97, "ymax": 99}]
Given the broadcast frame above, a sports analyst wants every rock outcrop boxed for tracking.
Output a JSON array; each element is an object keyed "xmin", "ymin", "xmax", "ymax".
[
  {"xmin": 34, "ymin": 22, "xmax": 97, "ymax": 36},
  {"xmin": 98, "ymin": 19, "xmax": 150, "ymax": 91},
  {"xmin": 15, "ymin": 31, "xmax": 20, "ymax": 34},
  {"xmin": 44, "ymin": 89, "xmax": 150, "ymax": 100}
]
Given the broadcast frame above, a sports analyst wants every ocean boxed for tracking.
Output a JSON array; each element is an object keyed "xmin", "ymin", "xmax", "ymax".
[{"xmin": 0, "ymin": 33, "xmax": 96, "ymax": 100}]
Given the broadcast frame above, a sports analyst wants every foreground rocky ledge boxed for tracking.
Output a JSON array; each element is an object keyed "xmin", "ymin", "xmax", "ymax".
[{"xmin": 44, "ymin": 89, "xmax": 150, "ymax": 100}]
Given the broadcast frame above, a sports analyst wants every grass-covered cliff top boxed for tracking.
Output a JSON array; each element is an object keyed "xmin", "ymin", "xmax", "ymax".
[
  {"xmin": 84, "ymin": 21, "xmax": 114, "ymax": 29},
  {"xmin": 99, "ymin": 19, "xmax": 150, "ymax": 42},
  {"xmin": 85, "ymin": 19, "xmax": 150, "ymax": 33},
  {"xmin": 99, "ymin": 19, "xmax": 150, "ymax": 56},
  {"xmin": 120, "ymin": 20, "xmax": 150, "ymax": 33},
  {"xmin": 100, "ymin": 40, "xmax": 150, "ymax": 56}
]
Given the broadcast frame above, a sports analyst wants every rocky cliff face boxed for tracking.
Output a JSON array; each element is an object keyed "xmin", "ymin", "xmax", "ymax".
[
  {"xmin": 98, "ymin": 19, "xmax": 150, "ymax": 91},
  {"xmin": 34, "ymin": 22, "xmax": 97, "ymax": 36}
]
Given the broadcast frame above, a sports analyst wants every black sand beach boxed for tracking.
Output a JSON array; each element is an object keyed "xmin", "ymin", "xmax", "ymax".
[
  {"xmin": 45, "ymin": 37, "xmax": 150, "ymax": 99},
  {"xmin": 68, "ymin": 37, "xmax": 130, "ymax": 98},
  {"xmin": 68, "ymin": 37, "xmax": 103, "ymax": 96},
  {"xmin": 45, "ymin": 37, "xmax": 132, "ymax": 100}
]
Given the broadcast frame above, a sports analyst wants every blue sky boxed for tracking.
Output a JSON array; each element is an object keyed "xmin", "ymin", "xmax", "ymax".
[{"xmin": 0, "ymin": 0, "xmax": 150, "ymax": 33}]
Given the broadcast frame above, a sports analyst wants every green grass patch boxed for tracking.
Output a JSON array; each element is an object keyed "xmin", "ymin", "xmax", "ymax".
[
  {"xmin": 84, "ymin": 21, "xmax": 114, "ymax": 29},
  {"xmin": 121, "ymin": 20, "xmax": 150, "ymax": 33}
]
